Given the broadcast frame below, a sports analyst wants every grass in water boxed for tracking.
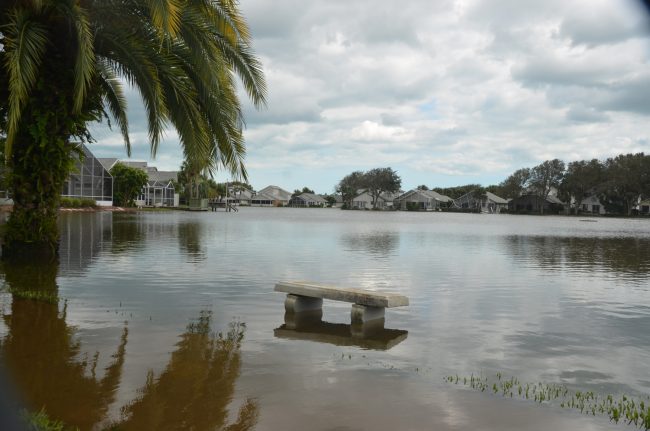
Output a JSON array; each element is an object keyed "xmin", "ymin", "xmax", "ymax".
[
  {"xmin": 445, "ymin": 373, "xmax": 650, "ymax": 430},
  {"xmin": 22, "ymin": 409, "xmax": 78, "ymax": 431},
  {"xmin": 7, "ymin": 289, "xmax": 59, "ymax": 304}
]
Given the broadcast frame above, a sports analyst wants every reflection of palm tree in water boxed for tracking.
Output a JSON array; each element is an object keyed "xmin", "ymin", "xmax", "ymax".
[
  {"xmin": 0, "ymin": 261, "xmax": 128, "ymax": 430},
  {"xmin": 0, "ymin": 262, "xmax": 257, "ymax": 430},
  {"xmin": 113, "ymin": 312, "xmax": 258, "ymax": 431}
]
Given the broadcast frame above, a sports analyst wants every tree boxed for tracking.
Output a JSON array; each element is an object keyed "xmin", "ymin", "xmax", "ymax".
[
  {"xmin": 416, "ymin": 184, "xmax": 429, "ymax": 190},
  {"xmin": 110, "ymin": 163, "xmax": 148, "ymax": 207},
  {"xmin": 0, "ymin": 0, "xmax": 266, "ymax": 259},
  {"xmin": 498, "ymin": 168, "xmax": 531, "ymax": 199},
  {"xmin": 599, "ymin": 153, "xmax": 650, "ymax": 215},
  {"xmin": 529, "ymin": 159, "xmax": 565, "ymax": 214},
  {"xmin": 363, "ymin": 167, "xmax": 402, "ymax": 209},
  {"xmin": 323, "ymin": 195, "xmax": 337, "ymax": 207},
  {"xmin": 336, "ymin": 171, "xmax": 365, "ymax": 209},
  {"xmin": 560, "ymin": 159, "xmax": 604, "ymax": 214},
  {"xmin": 292, "ymin": 186, "xmax": 314, "ymax": 197}
]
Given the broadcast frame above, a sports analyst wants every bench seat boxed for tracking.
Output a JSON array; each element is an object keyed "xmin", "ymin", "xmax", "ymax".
[{"xmin": 275, "ymin": 281, "xmax": 409, "ymax": 323}]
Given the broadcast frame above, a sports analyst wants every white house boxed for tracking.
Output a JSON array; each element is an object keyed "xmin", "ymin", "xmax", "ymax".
[
  {"xmin": 289, "ymin": 193, "xmax": 327, "ymax": 207},
  {"xmin": 352, "ymin": 191, "xmax": 401, "ymax": 210},
  {"xmin": 251, "ymin": 185, "xmax": 292, "ymax": 206},
  {"xmin": 578, "ymin": 194, "xmax": 607, "ymax": 215},
  {"xmin": 394, "ymin": 189, "xmax": 453, "ymax": 211}
]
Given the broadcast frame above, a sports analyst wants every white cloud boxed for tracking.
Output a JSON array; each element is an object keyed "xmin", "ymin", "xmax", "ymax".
[{"xmin": 94, "ymin": 0, "xmax": 650, "ymax": 190}]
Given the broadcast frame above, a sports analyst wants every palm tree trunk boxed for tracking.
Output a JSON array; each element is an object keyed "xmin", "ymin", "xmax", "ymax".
[{"xmin": 2, "ymin": 94, "xmax": 78, "ymax": 261}]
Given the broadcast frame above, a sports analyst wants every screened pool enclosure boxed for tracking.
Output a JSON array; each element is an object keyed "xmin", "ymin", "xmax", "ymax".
[{"xmin": 62, "ymin": 144, "xmax": 113, "ymax": 205}]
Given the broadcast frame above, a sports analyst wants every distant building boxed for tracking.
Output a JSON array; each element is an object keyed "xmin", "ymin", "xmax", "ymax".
[
  {"xmin": 62, "ymin": 144, "xmax": 113, "ymax": 206},
  {"xmin": 578, "ymin": 194, "xmax": 607, "ymax": 215},
  {"xmin": 98, "ymin": 158, "xmax": 178, "ymax": 207},
  {"xmin": 393, "ymin": 189, "xmax": 453, "ymax": 211},
  {"xmin": 453, "ymin": 190, "xmax": 508, "ymax": 213},
  {"xmin": 252, "ymin": 185, "xmax": 292, "ymax": 206},
  {"xmin": 508, "ymin": 194, "xmax": 565, "ymax": 213},
  {"xmin": 352, "ymin": 191, "xmax": 401, "ymax": 210},
  {"xmin": 289, "ymin": 193, "xmax": 327, "ymax": 207},
  {"xmin": 639, "ymin": 199, "xmax": 650, "ymax": 215}
]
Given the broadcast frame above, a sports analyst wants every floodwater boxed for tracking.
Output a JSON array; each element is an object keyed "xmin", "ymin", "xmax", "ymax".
[{"xmin": 1, "ymin": 208, "xmax": 649, "ymax": 430}]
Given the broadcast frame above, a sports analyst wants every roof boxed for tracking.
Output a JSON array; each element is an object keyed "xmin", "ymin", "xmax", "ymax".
[
  {"xmin": 251, "ymin": 191, "xmax": 276, "ymax": 201},
  {"xmin": 295, "ymin": 193, "xmax": 327, "ymax": 203},
  {"xmin": 485, "ymin": 191, "xmax": 507, "ymax": 204},
  {"xmin": 257, "ymin": 185, "xmax": 292, "ymax": 201},
  {"xmin": 396, "ymin": 189, "xmax": 452, "ymax": 203},
  {"xmin": 148, "ymin": 170, "xmax": 178, "ymax": 182},
  {"xmin": 119, "ymin": 160, "xmax": 148, "ymax": 169}
]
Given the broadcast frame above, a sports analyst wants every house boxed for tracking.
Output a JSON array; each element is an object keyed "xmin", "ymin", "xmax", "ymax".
[
  {"xmin": 453, "ymin": 190, "xmax": 508, "ymax": 213},
  {"xmin": 578, "ymin": 194, "xmax": 607, "ymax": 215},
  {"xmin": 252, "ymin": 185, "xmax": 292, "ymax": 206},
  {"xmin": 62, "ymin": 144, "xmax": 114, "ymax": 206},
  {"xmin": 140, "ymin": 169, "xmax": 178, "ymax": 207},
  {"xmin": 352, "ymin": 191, "xmax": 401, "ymax": 210},
  {"xmin": 639, "ymin": 199, "xmax": 650, "ymax": 215},
  {"xmin": 289, "ymin": 193, "xmax": 327, "ymax": 207},
  {"xmin": 98, "ymin": 158, "xmax": 178, "ymax": 207},
  {"xmin": 508, "ymin": 194, "xmax": 565, "ymax": 213},
  {"xmin": 393, "ymin": 189, "xmax": 453, "ymax": 211}
]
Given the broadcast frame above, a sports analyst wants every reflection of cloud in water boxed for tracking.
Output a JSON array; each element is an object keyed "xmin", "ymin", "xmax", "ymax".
[
  {"xmin": 502, "ymin": 235, "xmax": 650, "ymax": 282},
  {"xmin": 340, "ymin": 232, "xmax": 399, "ymax": 258}
]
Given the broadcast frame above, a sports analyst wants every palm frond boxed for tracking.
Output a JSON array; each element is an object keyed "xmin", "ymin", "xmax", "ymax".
[{"xmin": 2, "ymin": 7, "xmax": 48, "ymax": 158}]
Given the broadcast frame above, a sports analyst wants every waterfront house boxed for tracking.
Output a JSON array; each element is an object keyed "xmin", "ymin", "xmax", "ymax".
[
  {"xmin": 140, "ymin": 169, "xmax": 178, "ymax": 207},
  {"xmin": 289, "ymin": 193, "xmax": 327, "ymax": 207},
  {"xmin": 352, "ymin": 191, "xmax": 401, "ymax": 210},
  {"xmin": 62, "ymin": 144, "xmax": 114, "ymax": 206},
  {"xmin": 98, "ymin": 158, "xmax": 178, "ymax": 207},
  {"xmin": 252, "ymin": 185, "xmax": 292, "ymax": 206},
  {"xmin": 453, "ymin": 190, "xmax": 508, "ymax": 213},
  {"xmin": 508, "ymin": 194, "xmax": 565, "ymax": 213},
  {"xmin": 393, "ymin": 189, "xmax": 453, "ymax": 211},
  {"xmin": 578, "ymin": 194, "xmax": 607, "ymax": 215},
  {"xmin": 639, "ymin": 199, "xmax": 650, "ymax": 215}
]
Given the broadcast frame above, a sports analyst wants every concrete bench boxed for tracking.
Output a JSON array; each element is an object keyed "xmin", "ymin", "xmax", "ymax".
[{"xmin": 274, "ymin": 281, "xmax": 409, "ymax": 323}]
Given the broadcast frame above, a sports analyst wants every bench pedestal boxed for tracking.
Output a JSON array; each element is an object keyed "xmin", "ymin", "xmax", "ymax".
[
  {"xmin": 351, "ymin": 304, "xmax": 385, "ymax": 323},
  {"xmin": 285, "ymin": 294, "xmax": 323, "ymax": 313},
  {"xmin": 284, "ymin": 293, "xmax": 389, "ymax": 325}
]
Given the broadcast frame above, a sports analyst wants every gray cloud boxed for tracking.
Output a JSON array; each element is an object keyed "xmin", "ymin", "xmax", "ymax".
[{"xmin": 91, "ymin": 0, "xmax": 650, "ymax": 189}]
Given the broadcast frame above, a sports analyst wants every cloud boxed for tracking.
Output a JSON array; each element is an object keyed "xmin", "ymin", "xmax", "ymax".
[{"xmin": 93, "ymin": 0, "xmax": 650, "ymax": 190}]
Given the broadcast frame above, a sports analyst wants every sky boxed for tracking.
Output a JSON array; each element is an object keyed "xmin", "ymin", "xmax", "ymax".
[{"xmin": 89, "ymin": 0, "xmax": 650, "ymax": 194}]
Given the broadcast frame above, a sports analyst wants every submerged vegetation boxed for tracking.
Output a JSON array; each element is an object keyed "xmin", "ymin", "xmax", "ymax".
[{"xmin": 445, "ymin": 373, "xmax": 650, "ymax": 430}]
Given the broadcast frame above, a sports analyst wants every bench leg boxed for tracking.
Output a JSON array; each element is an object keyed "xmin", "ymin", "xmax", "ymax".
[
  {"xmin": 285, "ymin": 294, "xmax": 323, "ymax": 313},
  {"xmin": 351, "ymin": 304, "xmax": 385, "ymax": 324}
]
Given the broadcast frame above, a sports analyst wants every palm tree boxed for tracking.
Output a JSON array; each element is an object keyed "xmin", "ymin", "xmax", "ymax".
[{"xmin": 0, "ymin": 0, "xmax": 266, "ymax": 259}]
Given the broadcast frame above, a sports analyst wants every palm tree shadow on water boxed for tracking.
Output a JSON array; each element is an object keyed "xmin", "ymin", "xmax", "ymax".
[
  {"xmin": 109, "ymin": 312, "xmax": 258, "ymax": 431},
  {"xmin": 0, "ymin": 259, "xmax": 128, "ymax": 430},
  {"xmin": 0, "ymin": 260, "xmax": 257, "ymax": 431}
]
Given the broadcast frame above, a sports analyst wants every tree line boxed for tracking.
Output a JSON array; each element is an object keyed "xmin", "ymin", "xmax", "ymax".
[{"xmin": 334, "ymin": 153, "xmax": 650, "ymax": 215}]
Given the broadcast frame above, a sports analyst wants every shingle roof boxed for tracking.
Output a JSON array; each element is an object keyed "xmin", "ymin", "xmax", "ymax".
[
  {"xmin": 148, "ymin": 170, "xmax": 178, "ymax": 182},
  {"xmin": 257, "ymin": 185, "xmax": 292, "ymax": 201},
  {"xmin": 297, "ymin": 193, "xmax": 327, "ymax": 203},
  {"xmin": 485, "ymin": 191, "xmax": 508, "ymax": 204}
]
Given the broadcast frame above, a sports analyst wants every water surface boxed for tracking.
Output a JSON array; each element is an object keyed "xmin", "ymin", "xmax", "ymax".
[{"xmin": 1, "ymin": 209, "xmax": 649, "ymax": 430}]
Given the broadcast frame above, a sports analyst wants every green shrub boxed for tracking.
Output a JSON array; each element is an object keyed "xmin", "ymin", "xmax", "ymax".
[
  {"xmin": 406, "ymin": 202, "xmax": 419, "ymax": 211},
  {"xmin": 60, "ymin": 197, "xmax": 96, "ymax": 208}
]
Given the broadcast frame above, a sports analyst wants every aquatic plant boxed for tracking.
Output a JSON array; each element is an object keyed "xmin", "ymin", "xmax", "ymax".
[
  {"xmin": 22, "ymin": 409, "xmax": 78, "ymax": 431},
  {"xmin": 445, "ymin": 373, "xmax": 650, "ymax": 430}
]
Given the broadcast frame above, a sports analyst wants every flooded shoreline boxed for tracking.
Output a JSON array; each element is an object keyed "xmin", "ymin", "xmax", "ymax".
[{"xmin": 1, "ymin": 208, "xmax": 649, "ymax": 430}]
